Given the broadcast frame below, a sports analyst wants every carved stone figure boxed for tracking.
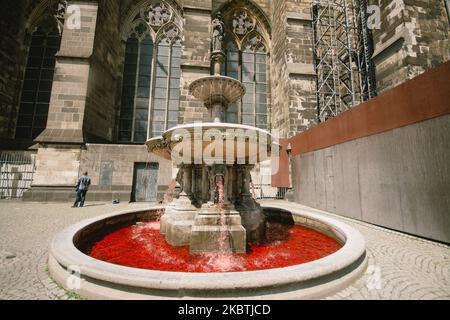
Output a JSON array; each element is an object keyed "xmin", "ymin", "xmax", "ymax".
[
  {"xmin": 55, "ymin": 0, "xmax": 67, "ymax": 21},
  {"xmin": 211, "ymin": 12, "xmax": 225, "ymax": 53}
]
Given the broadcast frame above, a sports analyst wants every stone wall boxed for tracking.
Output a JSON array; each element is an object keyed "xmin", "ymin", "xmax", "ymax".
[
  {"xmin": 371, "ymin": 0, "xmax": 450, "ymax": 93},
  {"xmin": 31, "ymin": 145, "xmax": 82, "ymax": 186},
  {"xmin": 285, "ymin": 0, "xmax": 316, "ymax": 136},
  {"xmin": 269, "ymin": 0, "xmax": 317, "ymax": 138},
  {"xmin": 84, "ymin": 0, "xmax": 122, "ymax": 142},
  {"xmin": 212, "ymin": 0, "xmax": 270, "ymax": 13},
  {"xmin": 79, "ymin": 144, "xmax": 173, "ymax": 201},
  {"xmin": 179, "ymin": 5, "xmax": 212, "ymax": 124},
  {"xmin": 269, "ymin": 0, "xmax": 291, "ymax": 138}
]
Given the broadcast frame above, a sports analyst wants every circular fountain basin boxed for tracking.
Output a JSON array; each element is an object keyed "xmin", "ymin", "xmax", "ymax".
[
  {"xmin": 48, "ymin": 204, "xmax": 367, "ymax": 299},
  {"xmin": 146, "ymin": 123, "xmax": 279, "ymax": 163},
  {"xmin": 189, "ymin": 76, "xmax": 246, "ymax": 104}
]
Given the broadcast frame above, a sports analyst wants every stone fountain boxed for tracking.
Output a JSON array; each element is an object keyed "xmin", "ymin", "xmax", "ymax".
[
  {"xmin": 48, "ymin": 14, "xmax": 367, "ymax": 300},
  {"xmin": 146, "ymin": 36, "xmax": 275, "ymax": 254}
]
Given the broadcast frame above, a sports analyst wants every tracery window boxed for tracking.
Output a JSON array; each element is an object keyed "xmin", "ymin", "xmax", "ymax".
[
  {"xmin": 119, "ymin": 2, "xmax": 182, "ymax": 143},
  {"xmin": 218, "ymin": 8, "xmax": 269, "ymax": 130},
  {"xmin": 15, "ymin": 24, "xmax": 61, "ymax": 139}
]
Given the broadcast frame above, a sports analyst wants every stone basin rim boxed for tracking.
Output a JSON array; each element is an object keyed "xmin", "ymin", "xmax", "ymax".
[
  {"xmin": 188, "ymin": 75, "xmax": 246, "ymax": 89},
  {"xmin": 147, "ymin": 122, "xmax": 278, "ymax": 141},
  {"xmin": 49, "ymin": 204, "xmax": 366, "ymax": 292}
]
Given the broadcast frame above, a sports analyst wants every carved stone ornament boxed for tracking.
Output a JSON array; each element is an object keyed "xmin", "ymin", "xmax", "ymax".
[
  {"xmin": 55, "ymin": 0, "xmax": 68, "ymax": 21},
  {"xmin": 159, "ymin": 24, "xmax": 181, "ymax": 44},
  {"xmin": 244, "ymin": 33, "xmax": 266, "ymax": 52},
  {"xmin": 143, "ymin": 3, "xmax": 172, "ymax": 28},
  {"xmin": 232, "ymin": 9, "xmax": 255, "ymax": 37}
]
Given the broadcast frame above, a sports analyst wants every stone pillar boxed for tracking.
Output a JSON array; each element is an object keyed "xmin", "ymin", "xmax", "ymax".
[
  {"xmin": 241, "ymin": 165, "xmax": 254, "ymax": 196},
  {"xmin": 182, "ymin": 165, "xmax": 193, "ymax": 197},
  {"xmin": 24, "ymin": 1, "xmax": 100, "ymax": 201},
  {"xmin": 202, "ymin": 165, "xmax": 209, "ymax": 203},
  {"xmin": 36, "ymin": 0, "xmax": 99, "ymax": 143},
  {"xmin": 211, "ymin": 101, "xmax": 225, "ymax": 123},
  {"xmin": 211, "ymin": 51, "xmax": 225, "ymax": 76}
]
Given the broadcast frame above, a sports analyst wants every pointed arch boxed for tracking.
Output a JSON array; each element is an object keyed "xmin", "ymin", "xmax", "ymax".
[
  {"xmin": 26, "ymin": 0, "xmax": 66, "ymax": 35},
  {"xmin": 120, "ymin": 0, "xmax": 184, "ymax": 41},
  {"xmin": 213, "ymin": 0, "xmax": 271, "ymax": 41},
  {"xmin": 242, "ymin": 30, "xmax": 268, "ymax": 53},
  {"xmin": 118, "ymin": 1, "xmax": 183, "ymax": 142}
]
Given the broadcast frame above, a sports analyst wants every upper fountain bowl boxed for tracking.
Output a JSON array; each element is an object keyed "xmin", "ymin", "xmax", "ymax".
[
  {"xmin": 189, "ymin": 75, "xmax": 246, "ymax": 106},
  {"xmin": 146, "ymin": 123, "xmax": 279, "ymax": 163}
]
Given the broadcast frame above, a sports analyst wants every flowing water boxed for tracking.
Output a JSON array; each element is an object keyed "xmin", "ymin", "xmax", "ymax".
[{"xmin": 203, "ymin": 175, "xmax": 246, "ymax": 271}]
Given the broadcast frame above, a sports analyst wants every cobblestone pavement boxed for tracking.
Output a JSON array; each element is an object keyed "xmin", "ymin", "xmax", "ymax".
[
  {"xmin": 0, "ymin": 200, "xmax": 150, "ymax": 300},
  {"xmin": 261, "ymin": 201, "xmax": 450, "ymax": 300},
  {"xmin": 0, "ymin": 200, "xmax": 449, "ymax": 300}
]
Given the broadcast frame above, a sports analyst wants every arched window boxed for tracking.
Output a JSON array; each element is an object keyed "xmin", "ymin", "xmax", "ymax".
[
  {"xmin": 15, "ymin": 23, "xmax": 61, "ymax": 139},
  {"xmin": 218, "ymin": 9, "xmax": 270, "ymax": 130},
  {"xmin": 221, "ymin": 41, "xmax": 239, "ymax": 123},
  {"xmin": 242, "ymin": 35, "xmax": 268, "ymax": 129},
  {"xmin": 118, "ymin": 2, "xmax": 182, "ymax": 143}
]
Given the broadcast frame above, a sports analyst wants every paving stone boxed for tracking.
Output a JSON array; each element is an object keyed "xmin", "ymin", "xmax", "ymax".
[{"xmin": 0, "ymin": 199, "xmax": 449, "ymax": 300}]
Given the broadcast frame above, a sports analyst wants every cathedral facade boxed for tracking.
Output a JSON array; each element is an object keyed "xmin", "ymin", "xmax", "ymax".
[{"xmin": 0, "ymin": 0, "xmax": 449, "ymax": 202}]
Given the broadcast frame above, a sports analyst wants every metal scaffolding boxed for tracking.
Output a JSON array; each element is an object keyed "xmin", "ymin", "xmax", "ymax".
[{"xmin": 312, "ymin": 0, "xmax": 377, "ymax": 123}]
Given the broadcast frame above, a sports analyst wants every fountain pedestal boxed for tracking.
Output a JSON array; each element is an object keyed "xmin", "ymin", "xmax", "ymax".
[{"xmin": 190, "ymin": 204, "xmax": 246, "ymax": 254}]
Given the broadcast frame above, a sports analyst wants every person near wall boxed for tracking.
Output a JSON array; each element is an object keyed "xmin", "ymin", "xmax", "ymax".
[{"xmin": 72, "ymin": 172, "xmax": 91, "ymax": 208}]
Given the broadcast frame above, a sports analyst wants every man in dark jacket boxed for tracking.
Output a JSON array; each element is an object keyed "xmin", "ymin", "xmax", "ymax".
[{"xmin": 72, "ymin": 172, "xmax": 91, "ymax": 208}]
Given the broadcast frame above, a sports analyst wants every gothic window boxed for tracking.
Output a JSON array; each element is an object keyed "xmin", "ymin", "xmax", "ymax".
[
  {"xmin": 242, "ymin": 38, "xmax": 268, "ymax": 129},
  {"xmin": 15, "ymin": 25, "xmax": 61, "ymax": 139},
  {"xmin": 221, "ymin": 42, "xmax": 239, "ymax": 123},
  {"xmin": 118, "ymin": 3, "xmax": 182, "ymax": 143},
  {"xmin": 220, "ymin": 33, "xmax": 269, "ymax": 130}
]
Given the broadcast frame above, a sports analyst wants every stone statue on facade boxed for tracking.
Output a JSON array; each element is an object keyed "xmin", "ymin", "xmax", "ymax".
[{"xmin": 211, "ymin": 12, "xmax": 225, "ymax": 53}]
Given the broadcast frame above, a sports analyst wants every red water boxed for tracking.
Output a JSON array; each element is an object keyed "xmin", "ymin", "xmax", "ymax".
[{"xmin": 89, "ymin": 221, "xmax": 342, "ymax": 273}]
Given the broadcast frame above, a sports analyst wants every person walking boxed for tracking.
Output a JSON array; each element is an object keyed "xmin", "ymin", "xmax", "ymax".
[{"xmin": 72, "ymin": 172, "xmax": 91, "ymax": 208}]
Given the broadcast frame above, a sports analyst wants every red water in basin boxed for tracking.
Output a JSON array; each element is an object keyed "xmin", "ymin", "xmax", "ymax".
[{"xmin": 89, "ymin": 221, "xmax": 342, "ymax": 273}]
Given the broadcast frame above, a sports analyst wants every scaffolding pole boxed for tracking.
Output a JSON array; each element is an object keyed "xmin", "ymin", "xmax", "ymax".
[{"xmin": 312, "ymin": 0, "xmax": 377, "ymax": 123}]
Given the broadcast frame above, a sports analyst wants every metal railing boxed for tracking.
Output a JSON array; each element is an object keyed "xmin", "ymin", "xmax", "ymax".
[
  {"xmin": 253, "ymin": 184, "xmax": 290, "ymax": 200},
  {"xmin": 0, "ymin": 152, "xmax": 36, "ymax": 199}
]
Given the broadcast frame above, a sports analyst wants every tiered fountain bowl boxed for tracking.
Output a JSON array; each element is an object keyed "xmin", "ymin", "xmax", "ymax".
[
  {"xmin": 147, "ymin": 75, "xmax": 275, "ymax": 164},
  {"xmin": 48, "ymin": 73, "xmax": 367, "ymax": 300}
]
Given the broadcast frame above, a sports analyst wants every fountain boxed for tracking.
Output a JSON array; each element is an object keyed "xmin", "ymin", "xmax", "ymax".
[
  {"xmin": 147, "ymin": 45, "xmax": 271, "ymax": 254},
  {"xmin": 47, "ymin": 16, "xmax": 367, "ymax": 299}
]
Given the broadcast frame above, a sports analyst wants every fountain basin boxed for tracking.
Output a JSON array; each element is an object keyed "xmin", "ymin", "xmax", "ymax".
[
  {"xmin": 146, "ymin": 123, "xmax": 278, "ymax": 163},
  {"xmin": 48, "ymin": 204, "xmax": 367, "ymax": 299},
  {"xmin": 189, "ymin": 76, "xmax": 246, "ymax": 106}
]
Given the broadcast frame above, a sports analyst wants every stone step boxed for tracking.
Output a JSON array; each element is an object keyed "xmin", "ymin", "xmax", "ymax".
[
  {"xmin": 190, "ymin": 225, "xmax": 246, "ymax": 254},
  {"xmin": 160, "ymin": 211, "xmax": 197, "ymax": 234},
  {"xmin": 194, "ymin": 214, "xmax": 242, "ymax": 226},
  {"xmin": 166, "ymin": 220, "xmax": 195, "ymax": 247}
]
